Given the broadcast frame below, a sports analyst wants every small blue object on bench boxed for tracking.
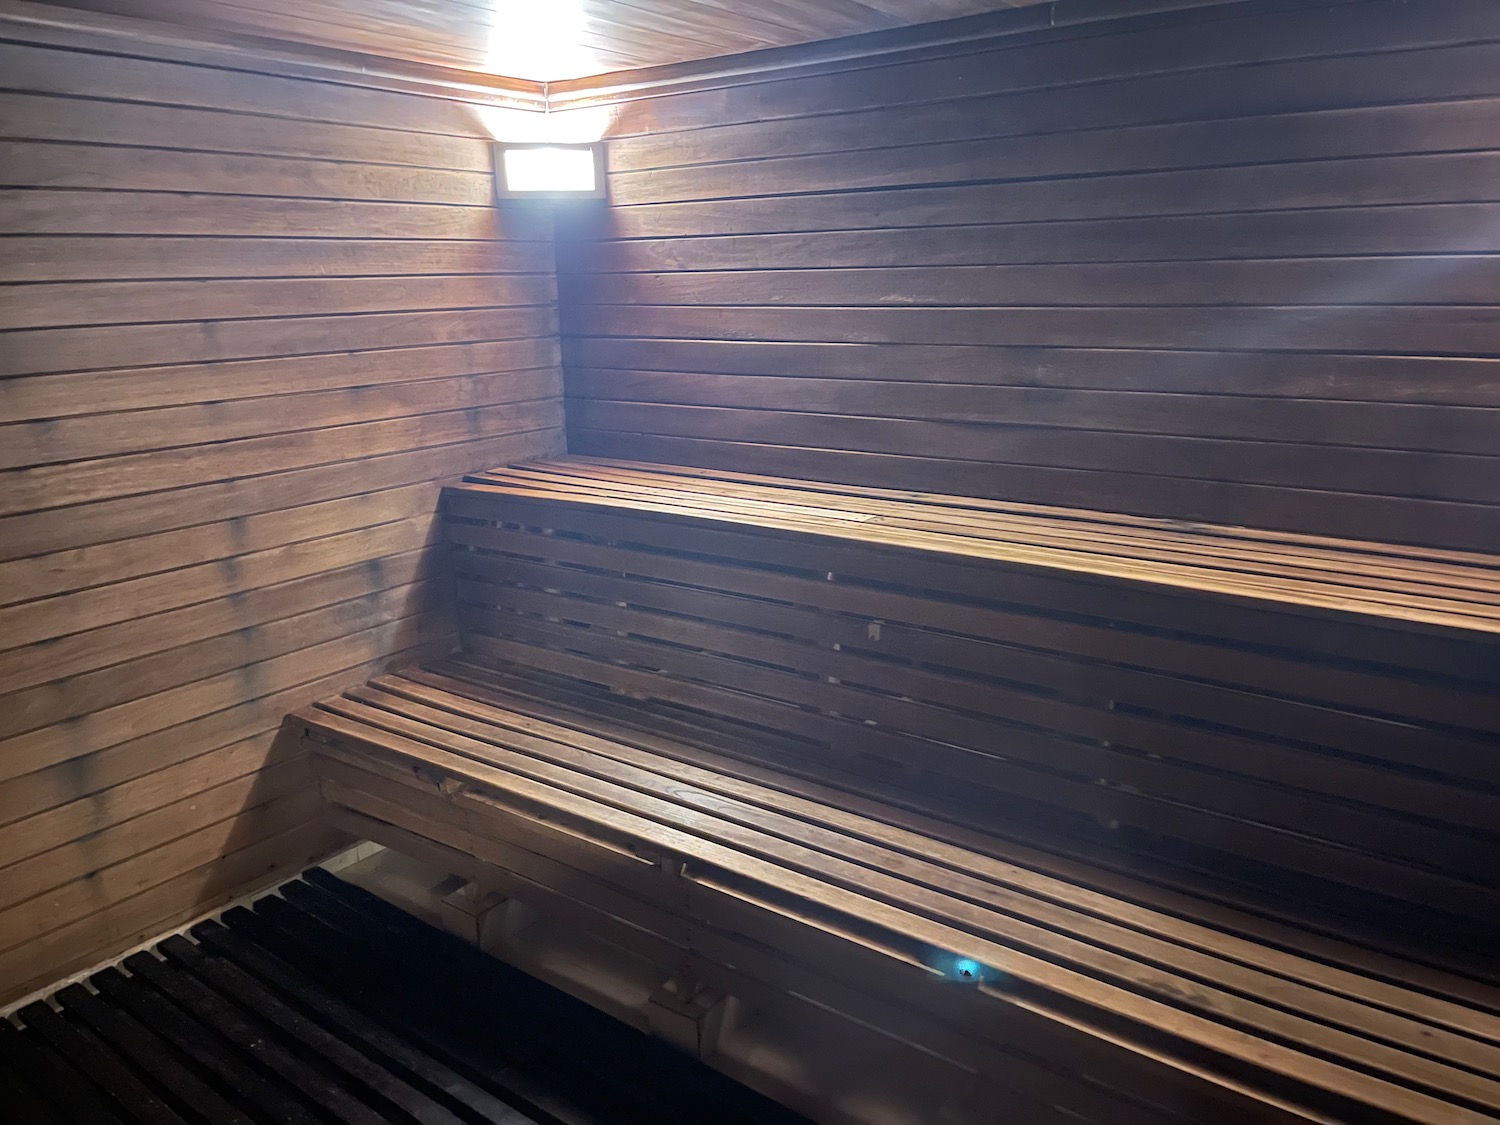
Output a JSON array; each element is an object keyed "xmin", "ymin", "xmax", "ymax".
[{"xmin": 297, "ymin": 457, "xmax": 1500, "ymax": 1125}]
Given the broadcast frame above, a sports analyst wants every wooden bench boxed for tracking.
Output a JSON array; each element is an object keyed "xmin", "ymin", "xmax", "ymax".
[{"xmin": 295, "ymin": 457, "xmax": 1500, "ymax": 1125}]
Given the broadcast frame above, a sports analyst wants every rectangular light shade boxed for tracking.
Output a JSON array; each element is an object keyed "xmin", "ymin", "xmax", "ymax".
[{"xmin": 496, "ymin": 144, "xmax": 604, "ymax": 198}]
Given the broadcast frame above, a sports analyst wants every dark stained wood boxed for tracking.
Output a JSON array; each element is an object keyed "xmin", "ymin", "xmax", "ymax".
[
  {"xmin": 433, "ymin": 461, "xmax": 1500, "ymax": 945},
  {"xmin": 0, "ymin": 1018, "xmax": 134, "ymax": 1124},
  {"xmin": 464, "ymin": 461, "xmax": 1500, "ymax": 630},
  {"xmin": 555, "ymin": 0, "xmax": 1500, "ymax": 552},
  {"xmin": 301, "ymin": 450, "xmax": 1500, "ymax": 1122},
  {"xmin": 4, "ymin": 873, "xmax": 802, "ymax": 1125},
  {"xmin": 298, "ymin": 656, "xmax": 1500, "ymax": 1124},
  {"xmin": 0, "ymin": 9, "xmax": 562, "ymax": 1005},
  {"xmin": 18, "ymin": 1001, "xmax": 193, "ymax": 1124},
  {"xmin": 296, "ymin": 451, "xmax": 1500, "ymax": 1121},
  {"xmin": 55, "ymin": 978, "xmax": 259, "ymax": 1125},
  {"xmin": 152, "ymin": 936, "xmax": 501, "ymax": 1125}
]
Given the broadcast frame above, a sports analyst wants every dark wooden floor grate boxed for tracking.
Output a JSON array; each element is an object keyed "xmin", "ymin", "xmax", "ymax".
[{"xmin": 0, "ymin": 868, "xmax": 807, "ymax": 1125}]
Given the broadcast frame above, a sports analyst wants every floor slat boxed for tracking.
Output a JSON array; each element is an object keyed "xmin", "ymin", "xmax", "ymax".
[{"xmin": 3, "ymin": 869, "xmax": 806, "ymax": 1125}]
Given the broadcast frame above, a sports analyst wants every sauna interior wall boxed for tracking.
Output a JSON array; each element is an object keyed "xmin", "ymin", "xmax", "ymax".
[
  {"xmin": 555, "ymin": 0, "xmax": 1500, "ymax": 552},
  {"xmin": 0, "ymin": 16, "xmax": 563, "ymax": 1002}
]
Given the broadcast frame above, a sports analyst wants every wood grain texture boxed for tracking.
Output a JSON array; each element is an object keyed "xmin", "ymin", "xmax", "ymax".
[
  {"xmin": 300, "ymin": 655, "xmax": 1500, "ymax": 1124},
  {"xmin": 0, "ymin": 14, "xmax": 563, "ymax": 1005},
  {"xmin": 555, "ymin": 0, "xmax": 1500, "ymax": 551},
  {"xmin": 26, "ymin": 0, "xmax": 1064, "ymax": 78},
  {"xmin": 441, "ymin": 462, "xmax": 1500, "ymax": 971}
]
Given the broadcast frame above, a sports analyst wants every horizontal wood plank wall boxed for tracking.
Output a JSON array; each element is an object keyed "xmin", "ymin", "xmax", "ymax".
[
  {"xmin": 553, "ymin": 0, "xmax": 1500, "ymax": 552},
  {"xmin": 0, "ymin": 15, "xmax": 563, "ymax": 1003}
]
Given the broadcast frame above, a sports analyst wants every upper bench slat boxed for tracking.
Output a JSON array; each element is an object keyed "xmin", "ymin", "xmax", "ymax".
[
  {"xmin": 461, "ymin": 457, "xmax": 1500, "ymax": 637},
  {"xmin": 440, "ymin": 457, "xmax": 1500, "ymax": 960}
]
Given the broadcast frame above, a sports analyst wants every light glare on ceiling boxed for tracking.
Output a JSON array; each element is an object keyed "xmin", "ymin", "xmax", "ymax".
[{"xmin": 484, "ymin": 0, "xmax": 599, "ymax": 79}]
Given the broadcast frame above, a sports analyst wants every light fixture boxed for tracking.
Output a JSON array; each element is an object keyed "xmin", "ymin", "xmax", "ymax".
[{"xmin": 495, "ymin": 143, "xmax": 605, "ymax": 200}]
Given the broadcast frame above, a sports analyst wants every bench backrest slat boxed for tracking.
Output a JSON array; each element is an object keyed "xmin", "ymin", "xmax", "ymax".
[{"xmin": 442, "ymin": 463, "xmax": 1500, "ymax": 959}]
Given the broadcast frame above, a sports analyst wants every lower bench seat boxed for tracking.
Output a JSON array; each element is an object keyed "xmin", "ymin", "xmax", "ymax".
[
  {"xmin": 298, "ymin": 659, "xmax": 1500, "ymax": 1125},
  {"xmin": 298, "ymin": 457, "xmax": 1500, "ymax": 1124}
]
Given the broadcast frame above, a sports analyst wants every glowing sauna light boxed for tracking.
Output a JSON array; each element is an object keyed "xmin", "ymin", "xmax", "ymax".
[
  {"xmin": 495, "ymin": 142, "xmax": 605, "ymax": 197},
  {"xmin": 952, "ymin": 958, "xmax": 984, "ymax": 983},
  {"xmin": 476, "ymin": 0, "xmax": 611, "ymax": 197},
  {"xmin": 925, "ymin": 950, "xmax": 998, "ymax": 985}
]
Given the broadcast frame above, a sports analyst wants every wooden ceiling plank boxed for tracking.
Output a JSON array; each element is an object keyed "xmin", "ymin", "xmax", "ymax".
[{"xmin": 21, "ymin": 0, "xmax": 1054, "ymax": 78}]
